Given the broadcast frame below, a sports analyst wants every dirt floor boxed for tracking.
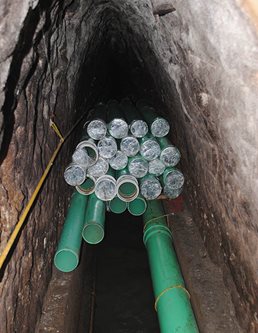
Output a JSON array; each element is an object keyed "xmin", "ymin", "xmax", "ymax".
[
  {"xmin": 93, "ymin": 211, "xmax": 159, "ymax": 333},
  {"xmin": 37, "ymin": 197, "xmax": 243, "ymax": 333}
]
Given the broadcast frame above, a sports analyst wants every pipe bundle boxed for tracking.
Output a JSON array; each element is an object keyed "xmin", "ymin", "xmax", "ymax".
[
  {"xmin": 55, "ymin": 98, "xmax": 185, "ymax": 268},
  {"xmin": 64, "ymin": 98, "xmax": 184, "ymax": 207},
  {"xmin": 54, "ymin": 103, "xmax": 198, "ymax": 332}
]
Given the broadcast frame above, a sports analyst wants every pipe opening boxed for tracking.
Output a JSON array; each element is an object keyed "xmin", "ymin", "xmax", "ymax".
[
  {"xmin": 128, "ymin": 197, "xmax": 147, "ymax": 216},
  {"xmin": 54, "ymin": 249, "xmax": 79, "ymax": 273},
  {"xmin": 109, "ymin": 196, "xmax": 127, "ymax": 214},
  {"xmin": 82, "ymin": 224, "xmax": 105, "ymax": 245},
  {"xmin": 76, "ymin": 177, "xmax": 96, "ymax": 195},
  {"xmin": 116, "ymin": 174, "xmax": 139, "ymax": 202}
]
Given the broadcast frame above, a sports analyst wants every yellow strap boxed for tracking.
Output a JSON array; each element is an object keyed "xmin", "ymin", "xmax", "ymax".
[
  {"xmin": 154, "ymin": 285, "xmax": 191, "ymax": 311},
  {"xmin": 50, "ymin": 119, "xmax": 64, "ymax": 142},
  {"xmin": 0, "ymin": 115, "xmax": 85, "ymax": 270}
]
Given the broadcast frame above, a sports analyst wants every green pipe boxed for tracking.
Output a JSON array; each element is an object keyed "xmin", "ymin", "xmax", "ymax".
[
  {"xmin": 137, "ymin": 104, "xmax": 170, "ymax": 138},
  {"xmin": 143, "ymin": 200, "xmax": 199, "ymax": 333},
  {"xmin": 107, "ymin": 100, "xmax": 124, "ymax": 121},
  {"xmin": 139, "ymin": 133, "xmax": 161, "ymax": 161},
  {"xmin": 140, "ymin": 174, "xmax": 162, "ymax": 200},
  {"xmin": 127, "ymin": 195, "xmax": 147, "ymax": 216},
  {"xmin": 120, "ymin": 98, "xmax": 141, "ymax": 124},
  {"xmin": 138, "ymin": 106, "xmax": 158, "ymax": 126},
  {"xmin": 82, "ymin": 193, "xmax": 106, "ymax": 244},
  {"xmin": 107, "ymin": 100, "xmax": 128, "ymax": 139},
  {"xmin": 54, "ymin": 192, "xmax": 88, "ymax": 272},
  {"xmin": 157, "ymin": 137, "xmax": 181, "ymax": 167},
  {"xmin": 120, "ymin": 98, "xmax": 148, "ymax": 138},
  {"xmin": 109, "ymin": 196, "xmax": 127, "ymax": 214},
  {"xmin": 90, "ymin": 103, "xmax": 107, "ymax": 122},
  {"xmin": 128, "ymin": 154, "xmax": 149, "ymax": 179},
  {"xmin": 116, "ymin": 168, "xmax": 139, "ymax": 202},
  {"xmin": 162, "ymin": 167, "xmax": 185, "ymax": 189},
  {"xmin": 75, "ymin": 176, "xmax": 96, "ymax": 195}
]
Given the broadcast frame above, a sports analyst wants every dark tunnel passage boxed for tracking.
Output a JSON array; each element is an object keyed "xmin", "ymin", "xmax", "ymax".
[
  {"xmin": 52, "ymin": 10, "xmax": 171, "ymax": 331},
  {"xmin": 93, "ymin": 212, "xmax": 159, "ymax": 333},
  {"xmin": 1, "ymin": 1, "xmax": 258, "ymax": 333}
]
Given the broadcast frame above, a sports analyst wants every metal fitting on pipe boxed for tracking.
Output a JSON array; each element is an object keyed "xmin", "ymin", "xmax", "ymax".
[
  {"xmin": 162, "ymin": 167, "xmax": 185, "ymax": 189},
  {"xmin": 54, "ymin": 192, "xmax": 88, "ymax": 272},
  {"xmin": 120, "ymin": 98, "xmax": 148, "ymax": 138},
  {"xmin": 140, "ymin": 134, "xmax": 161, "ymax": 161},
  {"xmin": 143, "ymin": 200, "xmax": 199, "ymax": 333},
  {"xmin": 72, "ymin": 148, "xmax": 90, "ymax": 167},
  {"xmin": 120, "ymin": 135, "xmax": 140, "ymax": 157},
  {"xmin": 87, "ymin": 157, "xmax": 109, "ymax": 179},
  {"xmin": 140, "ymin": 174, "xmax": 162, "ymax": 200},
  {"xmin": 109, "ymin": 150, "xmax": 128, "ymax": 170},
  {"xmin": 76, "ymin": 138, "xmax": 99, "ymax": 166},
  {"xmin": 107, "ymin": 100, "xmax": 129, "ymax": 139},
  {"xmin": 98, "ymin": 136, "xmax": 118, "ymax": 159},
  {"xmin": 116, "ymin": 168, "xmax": 139, "ymax": 202},
  {"xmin": 108, "ymin": 196, "xmax": 127, "ymax": 214},
  {"xmin": 82, "ymin": 193, "xmax": 106, "ymax": 244},
  {"xmin": 86, "ymin": 104, "xmax": 107, "ymax": 140},
  {"xmin": 158, "ymin": 137, "xmax": 181, "ymax": 167},
  {"xmin": 149, "ymin": 159, "xmax": 165, "ymax": 176},
  {"xmin": 127, "ymin": 195, "xmax": 147, "ymax": 216},
  {"xmin": 95, "ymin": 168, "xmax": 117, "ymax": 201},
  {"xmin": 138, "ymin": 103, "xmax": 170, "ymax": 138},
  {"xmin": 76, "ymin": 176, "xmax": 96, "ymax": 195},
  {"xmin": 163, "ymin": 185, "xmax": 183, "ymax": 199},
  {"xmin": 64, "ymin": 162, "xmax": 86, "ymax": 186},
  {"xmin": 128, "ymin": 154, "xmax": 149, "ymax": 178}
]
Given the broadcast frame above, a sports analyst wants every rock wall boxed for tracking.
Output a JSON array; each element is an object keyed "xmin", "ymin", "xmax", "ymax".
[
  {"xmin": 0, "ymin": 1, "xmax": 112, "ymax": 331},
  {"xmin": 0, "ymin": 0, "xmax": 258, "ymax": 332}
]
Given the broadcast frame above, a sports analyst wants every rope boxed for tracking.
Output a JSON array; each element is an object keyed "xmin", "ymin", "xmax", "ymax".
[
  {"xmin": 154, "ymin": 285, "xmax": 191, "ymax": 311},
  {"xmin": 0, "ymin": 114, "xmax": 87, "ymax": 270},
  {"xmin": 143, "ymin": 213, "xmax": 173, "ymax": 231},
  {"xmin": 50, "ymin": 119, "xmax": 64, "ymax": 142}
]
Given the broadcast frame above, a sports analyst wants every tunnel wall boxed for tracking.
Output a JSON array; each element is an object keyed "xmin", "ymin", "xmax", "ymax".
[
  {"xmin": 115, "ymin": 0, "xmax": 258, "ymax": 330},
  {"xmin": 0, "ymin": 0, "xmax": 258, "ymax": 332},
  {"xmin": 0, "ymin": 0, "xmax": 110, "ymax": 332},
  {"xmin": 103, "ymin": 2, "xmax": 258, "ymax": 329}
]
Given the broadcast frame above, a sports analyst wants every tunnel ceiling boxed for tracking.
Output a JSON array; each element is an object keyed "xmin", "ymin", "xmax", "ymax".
[{"xmin": 1, "ymin": 0, "xmax": 258, "ymax": 332}]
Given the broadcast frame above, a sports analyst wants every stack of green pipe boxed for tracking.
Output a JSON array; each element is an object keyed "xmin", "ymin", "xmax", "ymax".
[
  {"xmin": 63, "ymin": 98, "xmax": 184, "ymax": 224},
  {"xmin": 54, "ymin": 192, "xmax": 88, "ymax": 272},
  {"xmin": 143, "ymin": 200, "xmax": 199, "ymax": 333}
]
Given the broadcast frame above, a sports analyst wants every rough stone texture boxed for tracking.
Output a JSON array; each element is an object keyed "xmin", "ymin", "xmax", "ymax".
[
  {"xmin": 0, "ymin": 1, "xmax": 116, "ymax": 332},
  {"xmin": 165, "ymin": 200, "xmax": 243, "ymax": 333},
  {"xmin": 35, "ymin": 245, "xmax": 95, "ymax": 333},
  {"xmin": 1, "ymin": 0, "xmax": 258, "ymax": 332}
]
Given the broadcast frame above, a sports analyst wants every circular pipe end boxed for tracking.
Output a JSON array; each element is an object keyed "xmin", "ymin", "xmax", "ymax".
[
  {"xmin": 76, "ymin": 177, "xmax": 96, "ymax": 195},
  {"xmin": 109, "ymin": 197, "xmax": 127, "ymax": 214},
  {"xmin": 82, "ymin": 224, "xmax": 104, "ymax": 244},
  {"xmin": 117, "ymin": 175, "xmax": 139, "ymax": 202},
  {"xmin": 54, "ymin": 249, "xmax": 79, "ymax": 272},
  {"xmin": 128, "ymin": 197, "xmax": 147, "ymax": 216}
]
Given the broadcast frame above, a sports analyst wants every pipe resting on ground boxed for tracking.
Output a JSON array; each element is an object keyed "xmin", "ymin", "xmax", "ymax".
[
  {"xmin": 143, "ymin": 200, "xmax": 199, "ymax": 333},
  {"xmin": 54, "ymin": 192, "xmax": 88, "ymax": 272}
]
